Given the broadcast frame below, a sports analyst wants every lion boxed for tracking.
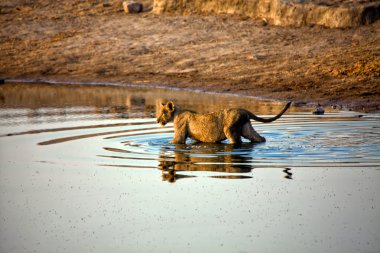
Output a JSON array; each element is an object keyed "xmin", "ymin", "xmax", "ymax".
[{"xmin": 157, "ymin": 101, "xmax": 291, "ymax": 144}]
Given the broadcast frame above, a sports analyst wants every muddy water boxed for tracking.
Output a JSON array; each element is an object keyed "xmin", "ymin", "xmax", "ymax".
[{"xmin": 0, "ymin": 83, "xmax": 379, "ymax": 253}]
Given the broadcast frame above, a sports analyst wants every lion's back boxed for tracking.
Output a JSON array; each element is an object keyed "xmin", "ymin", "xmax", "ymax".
[{"xmin": 187, "ymin": 111, "xmax": 226, "ymax": 142}]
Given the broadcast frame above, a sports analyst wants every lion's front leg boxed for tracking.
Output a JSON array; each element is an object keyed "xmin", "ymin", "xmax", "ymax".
[
  {"xmin": 170, "ymin": 136, "xmax": 186, "ymax": 144},
  {"xmin": 171, "ymin": 117, "xmax": 188, "ymax": 144},
  {"xmin": 170, "ymin": 128, "xmax": 188, "ymax": 144}
]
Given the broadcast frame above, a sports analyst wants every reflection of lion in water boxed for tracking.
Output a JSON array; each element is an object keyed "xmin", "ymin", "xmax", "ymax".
[
  {"xmin": 159, "ymin": 143, "xmax": 254, "ymax": 173},
  {"xmin": 158, "ymin": 143, "xmax": 255, "ymax": 183},
  {"xmin": 157, "ymin": 101, "xmax": 291, "ymax": 144}
]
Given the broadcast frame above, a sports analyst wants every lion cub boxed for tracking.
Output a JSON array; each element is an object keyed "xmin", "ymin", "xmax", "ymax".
[{"xmin": 157, "ymin": 101, "xmax": 291, "ymax": 144}]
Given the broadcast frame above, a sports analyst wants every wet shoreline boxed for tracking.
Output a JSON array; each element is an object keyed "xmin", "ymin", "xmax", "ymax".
[{"xmin": 1, "ymin": 79, "xmax": 371, "ymax": 113}]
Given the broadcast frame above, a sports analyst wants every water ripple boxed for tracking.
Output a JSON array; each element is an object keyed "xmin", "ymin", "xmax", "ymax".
[
  {"xmin": 91, "ymin": 114, "xmax": 380, "ymax": 181},
  {"xmin": 2, "ymin": 112, "xmax": 380, "ymax": 181}
]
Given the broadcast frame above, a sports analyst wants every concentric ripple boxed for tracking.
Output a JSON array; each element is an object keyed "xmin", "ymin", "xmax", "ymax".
[{"xmin": 96, "ymin": 113, "xmax": 380, "ymax": 181}]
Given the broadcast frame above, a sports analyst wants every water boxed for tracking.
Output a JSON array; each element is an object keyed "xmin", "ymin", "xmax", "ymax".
[{"xmin": 1, "ymin": 83, "xmax": 379, "ymax": 253}]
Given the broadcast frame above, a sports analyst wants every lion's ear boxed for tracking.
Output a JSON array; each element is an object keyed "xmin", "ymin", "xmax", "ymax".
[
  {"xmin": 167, "ymin": 101, "xmax": 175, "ymax": 112},
  {"xmin": 155, "ymin": 99, "xmax": 165, "ymax": 108}
]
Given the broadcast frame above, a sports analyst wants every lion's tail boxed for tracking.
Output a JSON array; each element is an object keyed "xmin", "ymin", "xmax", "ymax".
[{"xmin": 248, "ymin": 101, "xmax": 291, "ymax": 123}]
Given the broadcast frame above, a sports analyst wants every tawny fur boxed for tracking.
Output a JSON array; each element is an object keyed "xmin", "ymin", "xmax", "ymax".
[{"xmin": 157, "ymin": 101, "xmax": 291, "ymax": 144}]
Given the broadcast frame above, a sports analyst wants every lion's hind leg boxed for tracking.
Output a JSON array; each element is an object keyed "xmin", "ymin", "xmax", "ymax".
[
  {"xmin": 242, "ymin": 123, "xmax": 266, "ymax": 143},
  {"xmin": 223, "ymin": 126, "xmax": 242, "ymax": 144}
]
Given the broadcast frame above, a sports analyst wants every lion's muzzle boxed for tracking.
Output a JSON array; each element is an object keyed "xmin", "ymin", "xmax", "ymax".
[{"xmin": 157, "ymin": 118, "xmax": 167, "ymax": 126}]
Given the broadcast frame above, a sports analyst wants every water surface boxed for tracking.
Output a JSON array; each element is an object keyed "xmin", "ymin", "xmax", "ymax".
[{"xmin": 0, "ymin": 83, "xmax": 379, "ymax": 253}]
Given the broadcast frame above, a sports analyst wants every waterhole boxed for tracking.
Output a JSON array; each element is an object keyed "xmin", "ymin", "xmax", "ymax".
[{"xmin": 1, "ymin": 83, "xmax": 379, "ymax": 253}]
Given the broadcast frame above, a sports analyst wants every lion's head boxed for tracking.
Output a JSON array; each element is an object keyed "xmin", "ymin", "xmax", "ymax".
[{"xmin": 156, "ymin": 101, "xmax": 176, "ymax": 126}]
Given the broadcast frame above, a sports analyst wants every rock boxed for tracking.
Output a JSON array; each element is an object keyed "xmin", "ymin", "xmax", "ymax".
[
  {"xmin": 153, "ymin": 0, "xmax": 380, "ymax": 28},
  {"xmin": 313, "ymin": 104, "xmax": 325, "ymax": 115},
  {"xmin": 123, "ymin": 1, "xmax": 143, "ymax": 14},
  {"xmin": 261, "ymin": 18, "xmax": 268, "ymax": 26},
  {"xmin": 252, "ymin": 54, "xmax": 266, "ymax": 61}
]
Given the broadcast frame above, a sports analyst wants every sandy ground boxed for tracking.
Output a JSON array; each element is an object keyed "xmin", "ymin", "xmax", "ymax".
[{"xmin": 1, "ymin": 0, "xmax": 379, "ymax": 112}]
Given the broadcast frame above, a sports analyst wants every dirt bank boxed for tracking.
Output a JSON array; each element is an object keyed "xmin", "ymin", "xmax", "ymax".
[
  {"xmin": 0, "ymin": 0, "xmax": 379, "ymax": 112},
  {"xmin": 154, "ymin": 0, "xmax": 380, "ymax": 28}
]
